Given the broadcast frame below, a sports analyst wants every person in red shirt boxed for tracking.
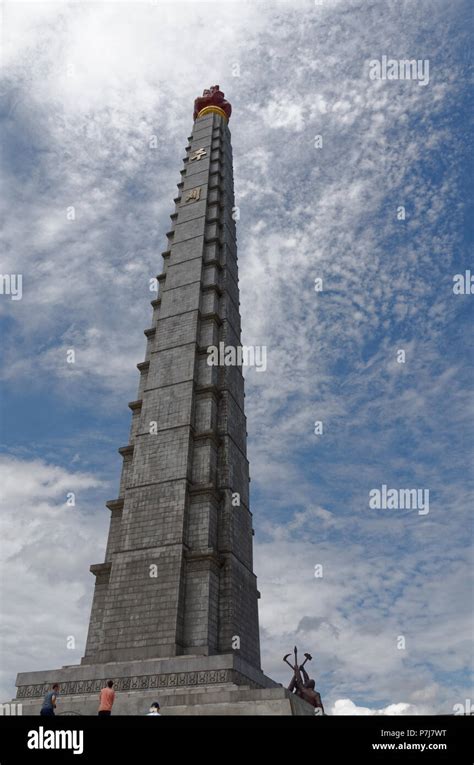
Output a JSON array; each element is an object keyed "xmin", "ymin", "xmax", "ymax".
[{"xmin": 98, "ymin": 680, "xmax": 115, "ymax": 716}]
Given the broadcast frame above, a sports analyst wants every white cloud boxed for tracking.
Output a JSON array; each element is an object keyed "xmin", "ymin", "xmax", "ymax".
[
  {"xmin": 255, "ymin": 507, "xmax": 472, "ymax": 714},
  {"xmin": 332, "ymin": 699, "xmax": 416, "ymax": 715},
  {"xmin": 0, "ymin": 456, "xmax": 108, "ymax": 701},
  {"xmin": 257, "ymin": 96, "xmax": 306, "ymax": 132}
]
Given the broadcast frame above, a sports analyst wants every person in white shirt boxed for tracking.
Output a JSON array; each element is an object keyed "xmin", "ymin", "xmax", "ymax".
[{"xmin": 147, "ymin": 702, "xmax": 161, "ymax": 715}]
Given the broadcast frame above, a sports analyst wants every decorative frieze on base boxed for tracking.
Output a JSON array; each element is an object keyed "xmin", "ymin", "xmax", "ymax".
[{"xmin": 17, "ymin": 667, "xmax": 264, "ymax": 699}]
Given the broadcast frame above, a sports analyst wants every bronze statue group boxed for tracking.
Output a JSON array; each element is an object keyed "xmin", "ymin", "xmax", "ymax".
[{"xmin": 284, "ymin": 648, "xmax": 325, "ymax": 714}]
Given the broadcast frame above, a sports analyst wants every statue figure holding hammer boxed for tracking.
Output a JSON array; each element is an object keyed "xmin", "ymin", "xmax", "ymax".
[{"xmin": 283, "ymin": 647, "xmax": 325, "ymax": 714}]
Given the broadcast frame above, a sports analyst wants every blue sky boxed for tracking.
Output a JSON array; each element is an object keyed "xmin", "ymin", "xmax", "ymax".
[{"xmin": 0, "ymin": 0, "xmax": 472, "ymax": 714}]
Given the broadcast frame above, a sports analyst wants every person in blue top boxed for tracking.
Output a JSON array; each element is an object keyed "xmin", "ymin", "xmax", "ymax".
[{"xmin": 40, "ymin": 683, "xmax": 59, "ymax": 716}]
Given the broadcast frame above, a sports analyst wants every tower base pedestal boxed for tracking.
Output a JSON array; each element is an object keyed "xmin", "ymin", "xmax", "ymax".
[{"xmin": 15, "ymin": 654, "xmax": 314, "ymax": 716}]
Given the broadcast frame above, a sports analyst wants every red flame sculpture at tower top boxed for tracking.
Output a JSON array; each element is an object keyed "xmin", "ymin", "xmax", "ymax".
[{"xmin": 193, "ymin": 85, "xmax": 232, "ymax": 121}]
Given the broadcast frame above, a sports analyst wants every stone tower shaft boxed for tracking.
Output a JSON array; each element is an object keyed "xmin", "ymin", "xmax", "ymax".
[{"xmin": 82, "ymin": 95, "xmax": 261, "ymax": 669}]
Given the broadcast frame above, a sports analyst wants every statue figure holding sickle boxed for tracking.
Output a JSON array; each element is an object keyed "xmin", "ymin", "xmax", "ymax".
[{"xmin": 283, "ymin": 647, "xmax": 325, "ymax": 714}]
